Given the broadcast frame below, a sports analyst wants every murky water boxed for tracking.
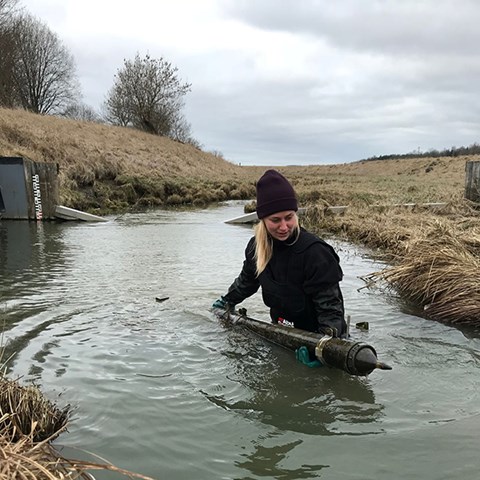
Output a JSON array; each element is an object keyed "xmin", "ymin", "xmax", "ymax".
[{"xmin": 1, "ymin": 202, "xmax": 479, "ymax": 480}]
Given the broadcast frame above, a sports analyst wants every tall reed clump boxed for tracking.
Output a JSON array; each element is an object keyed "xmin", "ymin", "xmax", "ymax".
[
  {"xmin": 364, "ymin": 220, "xmax": 480, "ymax": 326},
  {"xmin": 0, "ymin": 376, "xmax": 69, "ymax": 442},
  {"xmin": 0, "ymin": 375, "xmax": 154, "ymax": 479},
  {"xmin": 302, "ymin": 203, "xmax": 480, "ymax": 326}
]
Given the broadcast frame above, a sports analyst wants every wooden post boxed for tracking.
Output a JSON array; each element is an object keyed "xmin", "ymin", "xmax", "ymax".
[{"xmin": 465, "ymin": 161, "xmax": 480, "ymax": 203}]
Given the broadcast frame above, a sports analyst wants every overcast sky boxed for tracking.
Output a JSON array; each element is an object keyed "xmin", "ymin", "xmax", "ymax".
[{"xmin": 20, "ymin": 0, "xmax": 480, "ymax": 166}]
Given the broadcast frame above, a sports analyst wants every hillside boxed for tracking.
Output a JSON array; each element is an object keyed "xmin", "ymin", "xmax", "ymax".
[
  {"xmin": 0, "ymin": 107, "xmax": 256, "ymax": 211},
  {"xmin": 1, "ymin": 107, "xmax": 475, "ymax": 213}
]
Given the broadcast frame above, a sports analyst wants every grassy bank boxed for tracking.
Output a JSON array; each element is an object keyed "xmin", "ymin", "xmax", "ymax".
[
  {"xmin": 1, "ymin": 107, "xmax": 479, "ymax": 326},
  {"xmin": 0, "ymin": 107, "xmax": 256, "ymax": 213},
  {"xmin": 301, "ymin": 205, "xmax": 480, "ymax": 327},
  {"xmin": 0, "ymin": 107, "xmax": 472, "ymax": 213}
]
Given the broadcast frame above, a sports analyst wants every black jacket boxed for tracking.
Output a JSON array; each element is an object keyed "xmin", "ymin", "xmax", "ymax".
[{"xmin": 223, "ymin": 228, "xmax": 347, "ymax": 336}]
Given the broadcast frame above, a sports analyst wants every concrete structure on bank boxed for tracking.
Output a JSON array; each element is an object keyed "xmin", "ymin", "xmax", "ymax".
[
  {"xmin": 0, "ymin": 157, "xmax": 105, "ymax": 222},
  {"xmin": 0, "ymin": 157, "xmax": 59, "ymax": 220}
]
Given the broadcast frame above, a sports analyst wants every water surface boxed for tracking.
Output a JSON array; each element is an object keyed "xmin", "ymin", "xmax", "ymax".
[{"xmin": 1, "ymin": 202, "xmax": 479, "ymax": 479}]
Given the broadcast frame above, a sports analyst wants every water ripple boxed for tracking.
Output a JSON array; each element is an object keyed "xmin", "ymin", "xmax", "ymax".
[{"xmin": 2, "ymin": 205, "xmax": 480, "ymax": 480}]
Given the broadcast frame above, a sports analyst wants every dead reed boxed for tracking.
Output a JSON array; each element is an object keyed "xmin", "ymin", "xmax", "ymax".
[
  {"xmin": 0, "ymin": 375, "xmax": 155, "ymax": 479},
  {"xmin": 0, "ymin": 428, "xmax": 157, "ymax": 480},
  {"xmin": 362, "ymin": 220, "xmax": 480, "ymax": 326},
  {"xmin": 0, "ymin": 376, "xmax": 69, "ymax": 442}
]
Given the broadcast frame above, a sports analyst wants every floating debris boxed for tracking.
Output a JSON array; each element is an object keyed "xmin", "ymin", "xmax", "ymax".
[{"xmin": 155, "ymin": 296, "xmax": 170, "ymax": 303}]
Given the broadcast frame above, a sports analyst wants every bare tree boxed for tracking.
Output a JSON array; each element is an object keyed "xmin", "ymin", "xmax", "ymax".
[
  {"xmin": 0, "ymin": 0, "xmax": 18, "ymax": 26},
  {"xmin": 61, "ymin": 102, "xmax": 102, "ymax": 122},
  {"xmin": 104, "ymin": 53, "xmax": 192, "ymax": 138},
  {"xmin": 0, "ymin": 0, "xmax": 19, "ymax": 107},
  {"xmin": 168, "ymin": 110, "xmax": 200, "ymax": 146},
  {"xmin": 12, "ymin": 13, "xmax": 80, "ymax": 114},
  {"xmin": 0, "ymin": 25, "xmax": 17, "ymax": 106}
]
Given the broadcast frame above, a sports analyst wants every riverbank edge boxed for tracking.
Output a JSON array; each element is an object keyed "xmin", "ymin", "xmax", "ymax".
[{"xmin": 301, "ymin": 202, "xmax": 480, "ymax": 328}]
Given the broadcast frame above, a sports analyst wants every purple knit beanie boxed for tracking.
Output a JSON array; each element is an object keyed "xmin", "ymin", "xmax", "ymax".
[{"xmin": 256, "ymin": 169, "xmax": 298, "ymax": 219}]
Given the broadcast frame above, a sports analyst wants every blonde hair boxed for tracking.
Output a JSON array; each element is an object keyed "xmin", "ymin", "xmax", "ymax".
[{"xmin": 254, "ymin": 215, "xmax": 299, "ymax": 276}]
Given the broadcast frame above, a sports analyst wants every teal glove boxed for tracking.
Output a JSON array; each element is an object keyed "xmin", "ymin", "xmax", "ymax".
[
  {"xmin": 212, "ymin": 298, "xmax": 226, "ymax": 309},
  {"xmin": 212, "ymin": 297, "xmax": 233, "ymax": 309},
  {"xmin": 295, "ymin": 346, "xmax": 322, "ymax": 368}
]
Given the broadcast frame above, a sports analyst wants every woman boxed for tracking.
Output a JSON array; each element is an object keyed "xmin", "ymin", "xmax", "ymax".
[{"xmin": 213, "ymin": 169, "xmax": 347, "ymax": 337}]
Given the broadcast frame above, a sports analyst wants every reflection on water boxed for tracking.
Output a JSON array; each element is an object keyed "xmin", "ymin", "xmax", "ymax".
[
  {"xmin": 0, "ymin": 221, "xmax": 70, "ymax": 373},
  {"xmin": 1, "ymin": 203, "xmax": 480, "ymax": 480},
  {"xmin": 204, "ymin": 329, "xmax": 382, "ymax": 436},
  {"xmin": 0, "ymin": 221, "xmax": 67, "ymax": 282},
  {"xmin": 236, "ymin": 438, "xmax": 328, "ymax": 480}
]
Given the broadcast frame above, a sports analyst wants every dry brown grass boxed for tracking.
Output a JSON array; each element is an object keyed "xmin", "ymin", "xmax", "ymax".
[
  {"xmin": 0, "ymin": 107, "xmax": 256, "ymax": 212},
  {"xmin": 0, "ymin": 106, "xmax": 473, "ymax": 213},
  {"xmin": 0, "ymin": 376, "xmax": 69, "ymax": 442},
  {"xmin": 302, "ymin": 203, "xmax": 480, "ymax": 326},
  {"xmin": 0, "ymin": 429, "xmax": 156, "ymax": 480},
  {"xmin": 360, "ymin": 220, "xmax": 480, "ymax": 326},
  {"xmin": 0, "ymin": 108, "xmax": 241, "ymax": 179},
  {"xmin": 278, "ymin": 156, "xmax": 472, "ymax": 207}
]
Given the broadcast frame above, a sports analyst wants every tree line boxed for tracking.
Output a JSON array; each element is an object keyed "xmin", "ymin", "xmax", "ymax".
[
  {"xmin": 363, "ymin": 143, "xmax": 480, "ymax": 162},
  {"xmin": 0, "ymin": 0, "xmax": 198, "ymax": 145}
]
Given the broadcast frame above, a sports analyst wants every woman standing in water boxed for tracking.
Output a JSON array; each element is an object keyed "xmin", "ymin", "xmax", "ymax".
[{"xmin": 213, "ymin": 169, "xmax": 347, "ymax": 338}]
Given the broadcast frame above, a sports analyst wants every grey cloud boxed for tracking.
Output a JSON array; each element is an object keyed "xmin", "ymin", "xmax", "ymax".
[
  {"xmin": 223, "ymin": 0, "xmax": 480, "ymax": 57},
  {"xmin": 187, "ymin": 61, "xmax": 480, "ymax": 165}
]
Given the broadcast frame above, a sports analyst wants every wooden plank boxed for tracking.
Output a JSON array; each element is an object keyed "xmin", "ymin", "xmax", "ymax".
[
  {"xmin": 224, "ymin": 210, "xmax": 259, "ymax": 224},
  {"xmin": 418, "ymin": 202, "xmax": 448, "ymax": 211},
  {"xmin": 371, "ymin": 202, "xmax": 448, "ymax": 211},
  {"xmin": 326, "ymin": 205, "xmax": 348, "ymax": 214}
]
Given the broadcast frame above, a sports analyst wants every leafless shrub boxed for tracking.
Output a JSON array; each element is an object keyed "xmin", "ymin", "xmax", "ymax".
[
  {"xmin": 61, "ymin": 103, "xmax": 101, "ymax": 123},
  {"xmin": 104, "ymin": 52, "xmax": 191, "ymax": 141}
]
